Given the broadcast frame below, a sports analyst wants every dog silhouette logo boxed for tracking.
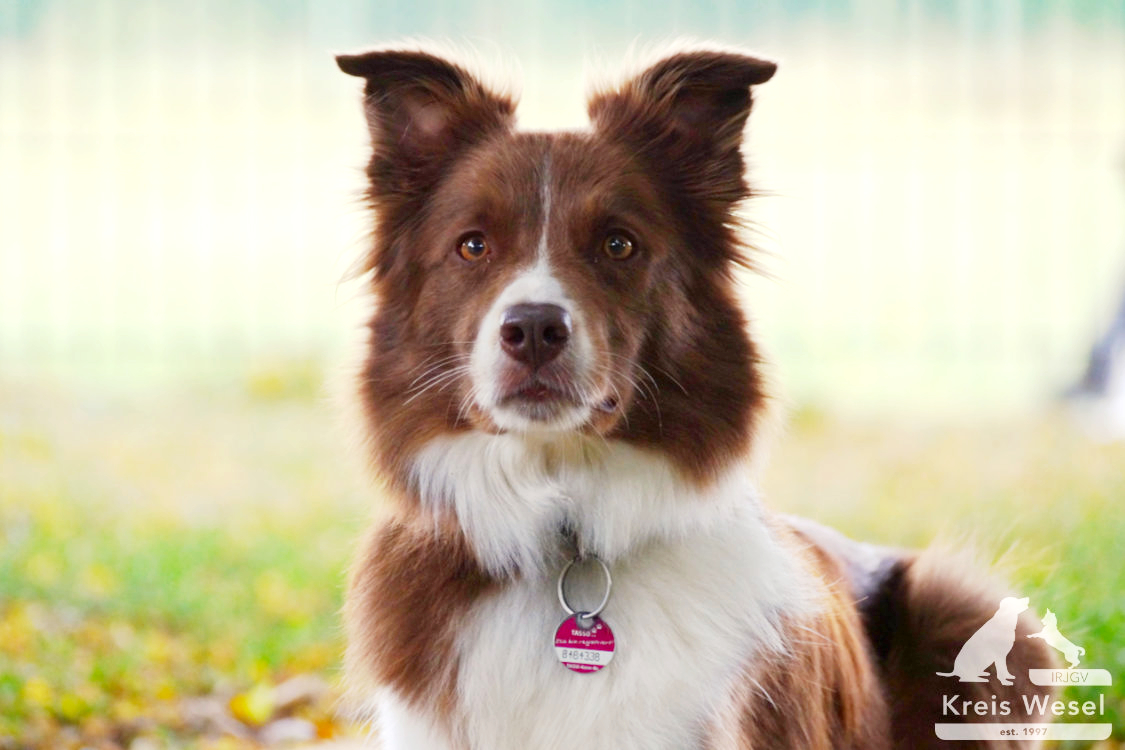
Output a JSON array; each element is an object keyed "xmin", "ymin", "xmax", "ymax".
[
  {"xmin": 1028, "ymin": 609, "xmax": 1086, "ymax": 669},
  {"xmin": 936, "ymin": 596, "xmax": 1029, "ymax": 686}
]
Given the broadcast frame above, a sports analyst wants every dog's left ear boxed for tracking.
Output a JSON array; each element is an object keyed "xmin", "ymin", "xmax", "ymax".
[{"xmin": 588, "ymin": 50, "xmax": 776, "ymax": 202}]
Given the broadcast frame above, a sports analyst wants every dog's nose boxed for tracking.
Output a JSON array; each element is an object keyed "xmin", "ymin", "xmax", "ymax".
[{"xmin": 499, "ymin": 303, "xmax": 571, "ymax": 370}]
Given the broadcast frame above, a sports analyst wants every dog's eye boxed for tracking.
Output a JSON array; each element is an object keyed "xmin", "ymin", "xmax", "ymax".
[
  {"xmin": 458, "ymin": 234, "xmax": 490, "ymax": 262},
  {"xmin": 603, "ymin": 233, "xmax": 635, "ymax": 261}
]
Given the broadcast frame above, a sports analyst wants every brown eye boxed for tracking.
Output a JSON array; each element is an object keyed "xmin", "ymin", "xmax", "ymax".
[
  {"xmin": 458, "ymin": 234, "xmax": 490, "ymax": 262},
  {"xmin": 603, "ymin": 233, "xmax": 635, "ymax": 260}
]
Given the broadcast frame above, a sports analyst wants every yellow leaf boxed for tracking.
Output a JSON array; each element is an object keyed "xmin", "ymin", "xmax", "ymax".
[
  {"xmin": 111, "ymin": 699, "xmax": 142, "ymax": 722},
  {"xmin": 155, "ymin": 680, "xmax": 177, "ymax": 702},
  {"xmin": 229, "ymin": 682, "xmax": 275, "ymax": 726},
  {"xmin": 21, "ymin": 676, "xmax": 53, "ymax": 708},
  {"xmin": 314, "ymin": 716, "xmax": 338, "ymax": 738},
  {"xmin": 0, "ymin": 604, "xmax": 33, "ymax": 654},
  {"xmin": 58, "ymin": 692, "xmax": 89, "ymax": 721},
  {"xmin": 143, "ymin": 631, "xmax": 173, "ymax": 664}
]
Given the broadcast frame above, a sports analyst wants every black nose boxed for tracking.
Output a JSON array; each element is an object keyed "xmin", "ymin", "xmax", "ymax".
[{"xmin": 499, "ymin": 303, "xmax": 571, "ymax": 370}]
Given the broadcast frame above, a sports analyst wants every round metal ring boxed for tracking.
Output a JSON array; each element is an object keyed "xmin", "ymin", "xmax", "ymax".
[{"xmin": 556, "ymin": 555, "xmax": 612, "ymax": 620}]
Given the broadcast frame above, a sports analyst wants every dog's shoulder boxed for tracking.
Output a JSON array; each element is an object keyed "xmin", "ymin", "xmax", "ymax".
[
  {"xmin": 345, "ymin": 514, "xmax": 496, "ymax": 716},
  {"xmin": 723, "ymin": 516, "xmax": 895, "ymax": 748}
]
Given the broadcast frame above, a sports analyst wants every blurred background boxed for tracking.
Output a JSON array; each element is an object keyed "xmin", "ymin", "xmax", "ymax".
[{"xmin": 1, "ymin": 1, "xmax": 1123, "ymax": 748}]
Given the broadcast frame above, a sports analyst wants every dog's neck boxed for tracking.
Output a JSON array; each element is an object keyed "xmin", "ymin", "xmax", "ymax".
[{"xmin": 409, "ymin": 430, "xmax": 760, "ymax": 577}]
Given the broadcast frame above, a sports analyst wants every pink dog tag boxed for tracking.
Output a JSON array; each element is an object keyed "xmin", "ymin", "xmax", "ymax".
[{"xmin": 554, "ymin": 614, "xmax": 615, "ymax": 673}]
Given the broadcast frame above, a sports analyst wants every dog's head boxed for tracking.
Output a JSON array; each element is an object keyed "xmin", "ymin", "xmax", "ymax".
[{"xmin": 338, "ymin": 47, "xmax": 776, "ymax": 491}]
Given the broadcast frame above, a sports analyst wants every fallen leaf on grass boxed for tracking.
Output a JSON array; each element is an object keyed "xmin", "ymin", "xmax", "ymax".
[{"xmin": 229, "ymin": 681, "xmax": 275, "ymax": 726}]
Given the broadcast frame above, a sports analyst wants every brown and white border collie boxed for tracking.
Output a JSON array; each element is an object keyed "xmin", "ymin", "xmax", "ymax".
[{"xmin": 335, "ymin": 46, "xmax": 1054, "ymax": 749}]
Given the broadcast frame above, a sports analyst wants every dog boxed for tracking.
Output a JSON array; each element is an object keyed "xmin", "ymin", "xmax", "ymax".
[
  {"xmin": 335, "ymin": 46, "xmax": 1056, "ymax": 749},
  {"xmin": 936, "ymin": 596, "xmax": 1029, "ymax": 685},
  {"xmin": 1028, "ymin": 609, "xmax": 1085, "ymax": 669}
]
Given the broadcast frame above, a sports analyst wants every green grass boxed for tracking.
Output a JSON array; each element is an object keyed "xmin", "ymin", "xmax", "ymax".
[
  {"xmin": 1, "ymin": 369, "xmax": 1123, "ymax": 747},
  {"xmin": 0, "ymin": 368, "xmax": 372, "ymax": 748}
]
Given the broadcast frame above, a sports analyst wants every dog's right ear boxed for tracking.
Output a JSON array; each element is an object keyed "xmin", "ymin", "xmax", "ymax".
[{"xmin": 336, "ymin": 50, "xmax": 515, "ymax": 196}]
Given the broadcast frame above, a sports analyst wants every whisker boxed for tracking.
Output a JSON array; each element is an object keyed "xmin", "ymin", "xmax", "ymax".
[
  {"xmin": 406, "ymin": 364, "xmax": 471, "ymax": 394},
  {"xmin": 403, "ymin": 365, "xmax": 472, "ymax": 406}
]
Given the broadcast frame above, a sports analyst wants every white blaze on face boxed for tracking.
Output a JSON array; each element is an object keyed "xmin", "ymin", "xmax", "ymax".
[{"xmin": 468, "ymin": 161, "xmax": 595, "ymax": 432}]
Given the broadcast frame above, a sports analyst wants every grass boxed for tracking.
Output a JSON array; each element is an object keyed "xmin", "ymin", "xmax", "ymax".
[
  {"xmin": 0, "ymin": 367, "xmax": 372, "ymax": 748},
  {"xmin": 1, "ymin": 366, "xmax": 1123, "ymax": 748}
]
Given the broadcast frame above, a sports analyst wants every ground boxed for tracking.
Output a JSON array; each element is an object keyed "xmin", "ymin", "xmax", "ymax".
[{"xmin": 1, "ymin": 364, "xmax": 1122, "ymax": 749}]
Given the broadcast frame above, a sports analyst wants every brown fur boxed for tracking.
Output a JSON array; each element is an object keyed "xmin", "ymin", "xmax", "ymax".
[
  {"xmin": 784, "ymin": 520, "xmax": 1057, "ymax": 749},
  {"xmin": 338, "ymin": 48, "xmax": 771, "ymax": 497},
  {"xmin": 345, "ymin": 510, "xmax": 495, "ymax": 720},
  {"xmin": 716, "ymin": 523, "xmax": 893, "ymax": 749},
  {"xmin": 337, "ymin": 47, "xmax": 1057, "ymax": 749},
  {"xmin": 879, "ymin": 551, "xmax": 1056, "ymax": 749},
  {"xmin": 345, "ymin": 507, "xmax": 1057, "ymax": 748}
]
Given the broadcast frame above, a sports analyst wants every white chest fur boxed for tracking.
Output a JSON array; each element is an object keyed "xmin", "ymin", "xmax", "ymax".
[{"xmin": 377, "ymin": 433, "xmax": 816, "ymax": 750}]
